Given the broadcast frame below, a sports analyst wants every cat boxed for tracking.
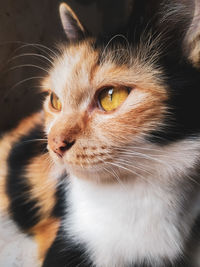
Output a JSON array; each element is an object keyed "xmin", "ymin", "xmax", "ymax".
[{"xmin": 1, "ymin": 0, "xmax": 200, "ymax": 266}]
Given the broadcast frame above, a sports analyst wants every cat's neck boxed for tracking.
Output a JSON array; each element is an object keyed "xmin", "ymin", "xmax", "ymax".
[
  {"xmin": 62, "ymin": 138, "xmax": 200, "ymax": 266},
  {"xmin": 65, "ymin": 175, "xmax": 200, "ymax": 267}
]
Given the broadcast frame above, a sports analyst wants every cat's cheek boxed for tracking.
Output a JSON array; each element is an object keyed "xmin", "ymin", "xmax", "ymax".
[
  {"xmin": 45, "ymin": 118, "xmax": 58, "ymax": 139},
  {"xmin": 44, "ymin": 104, "xmax": 57, "ymax": 135},
  {"xmin": 48, "ymin": 148, "xmax": 65, "ymax": 169}
]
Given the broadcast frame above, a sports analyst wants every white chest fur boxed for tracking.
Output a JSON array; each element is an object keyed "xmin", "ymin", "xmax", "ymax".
[
  {"xmin": 64, "ymin": 140, "xmax": 200, "ymax": 267},
  {"xmin": 66, "ymin": 178, "xmax": 191, "ymax": 267}
]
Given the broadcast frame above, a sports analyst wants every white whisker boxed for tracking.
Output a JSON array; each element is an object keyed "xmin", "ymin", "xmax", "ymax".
[
  {"xmin": 101, "ymin": 34, "xmax": 130, "ymax": 60},
  {"xmin": 107, "ymin": 161, "xmax": 153, "ymax": 185},
  {"xmin": 4, "ymin": 76, "xmax": 44, "ymax": 98},
  {"xmin": 102, "ymin": 163, "xmax": 125, "ymax": 188},
  {"xmin": 7, "ymin": 53, "xmax": 54, "ymax": 66},
  {"xmin": 116, "ymin": 149, "xmax": 171, "ymax": 168},
  {"xmin": 9, "ymin": 42, "xmax": 58, "ymax": 57},
  {"xmin": 115, "ymin": 158, "xmax": 153, "ymax": 176},
  {"xmin": 8, "ymin": 64, "xmax": 50, "ymax": 74}
]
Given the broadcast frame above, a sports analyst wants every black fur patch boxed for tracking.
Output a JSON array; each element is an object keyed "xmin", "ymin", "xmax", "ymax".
[
  {"xmin": 43, "ymin": 236, "xmax": 190, "ymax": 267},
  {"xmin": 42, "ymin": 226, "xmax": 92, "ymax": 267},
  {"xmin": 52, "ymin": 173, "xmax": 67, "ymax": 218},
  {"xmin": 148, "ymin": 59, "xmax": 200, "ymax": 145},
  {"xmin": 44, "ymin": 182, "xmax": 92, "ymax": 267},
  {"xmin": 6, "ymin": 124, "xmax": 47, "ymax": 231}
]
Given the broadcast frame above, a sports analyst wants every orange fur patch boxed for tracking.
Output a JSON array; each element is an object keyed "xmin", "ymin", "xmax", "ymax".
[
  {"xmin": 25, "ymin": 154, "xmax": 56, "ymax": 218},
  {"xmin": 32, "ymin": 217, "xmax": 60, "ymax": 261}
]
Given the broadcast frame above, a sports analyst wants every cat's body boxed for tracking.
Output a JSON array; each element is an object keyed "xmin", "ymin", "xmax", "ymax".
[
  {"xmin": 1, "ymin": 0, "xmax": 200, "ymax": 266},
  {"xmin": 1, "ymin": 115, "xmax": 200, "ymax": 267},
  {"xmin": 0, "ymin": 113, "xmax": 61, "ymax": 266}
]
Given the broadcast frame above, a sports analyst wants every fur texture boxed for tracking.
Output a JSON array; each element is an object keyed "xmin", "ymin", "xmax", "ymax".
[{"xmin": 1, "ymin": 0, "xmax": 200, "ymax": 266}]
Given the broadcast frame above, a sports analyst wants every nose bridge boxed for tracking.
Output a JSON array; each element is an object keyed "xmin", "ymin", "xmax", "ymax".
[
  {"xmin": 59, "ymin": 113, "xmax": 82, "ymax": 141},
  {"xmin": 50, "ymin": 113, "xmax": 84, "ymax": 142}
]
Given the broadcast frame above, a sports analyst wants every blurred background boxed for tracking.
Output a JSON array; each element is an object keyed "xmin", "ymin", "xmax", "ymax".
[{"xmin": 0, "ymin": 0, "xmax": 131, "ymax": 133}]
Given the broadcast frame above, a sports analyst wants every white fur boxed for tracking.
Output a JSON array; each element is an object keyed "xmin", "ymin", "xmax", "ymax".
[
  {"xmin": 64, "ymin": 138, "xmax": 200, "ymax": 266},
  {"xmin": 0, "ymin": 213, "xmax": 40, "ymax": 267}
]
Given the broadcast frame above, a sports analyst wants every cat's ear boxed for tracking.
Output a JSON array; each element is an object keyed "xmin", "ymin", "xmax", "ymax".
[
  {"xmin": 184, "ymin": 0, "xmax": 200, "ymax": 67},
  {"xmin": 59, "ymin": 2, "xmax": 86, "ymax": 42}
]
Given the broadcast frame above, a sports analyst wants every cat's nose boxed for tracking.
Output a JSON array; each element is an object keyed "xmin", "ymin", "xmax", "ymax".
[{"xmin": 51, "ymin": 138, "xmax": 75, "ymax": 157}]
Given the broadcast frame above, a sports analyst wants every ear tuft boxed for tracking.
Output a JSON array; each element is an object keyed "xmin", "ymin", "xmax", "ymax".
[{"xmin": 59, "ymin": 2, "xmax": 85, "ymax": 42}]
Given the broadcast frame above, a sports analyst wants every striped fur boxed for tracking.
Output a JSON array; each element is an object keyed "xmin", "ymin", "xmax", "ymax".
[{"xmin": 0, "ymin": 113, "xmax": 64, "ymax": 265}]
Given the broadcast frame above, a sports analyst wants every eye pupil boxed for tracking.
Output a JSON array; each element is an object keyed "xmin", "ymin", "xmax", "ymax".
[
  {"xmin": 108, "ymin": 88, "xmax": 113, "ymax": 101},
  {"xmin": 50, "ymin": 92, "xmax": 54, "ymax": 103}
]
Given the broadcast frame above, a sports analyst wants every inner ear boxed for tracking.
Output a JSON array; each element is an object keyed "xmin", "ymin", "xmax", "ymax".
[{"xmin": 59, "ymin": 2, "xmax": 85, "ymax": 42}]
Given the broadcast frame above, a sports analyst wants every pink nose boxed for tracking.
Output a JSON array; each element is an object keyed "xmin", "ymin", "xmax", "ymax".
[{"xmin": 50, "ymin": 138, "xmax": 75, "ymax": 157}]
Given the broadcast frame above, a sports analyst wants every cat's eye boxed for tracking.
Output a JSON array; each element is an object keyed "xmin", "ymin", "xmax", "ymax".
[
  {"xmin": 50, "ymin": 92, "xmax": 62, "ymax": 111},
  {"xmin": 98, "ymin": 86, "xmax": 130, "ymax": 112}
]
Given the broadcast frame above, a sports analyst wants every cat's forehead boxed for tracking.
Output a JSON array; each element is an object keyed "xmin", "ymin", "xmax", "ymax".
[
  {"xmin": 51, "ymin": 41, "xmax": 96, "ymax": 91},
  {"xmin": 49, "ymin": 41, "xmax": 124, "ymax": 104},
  {"xmin": 48, "ymin": 40, "xmax": 164, "ymax": 109}
]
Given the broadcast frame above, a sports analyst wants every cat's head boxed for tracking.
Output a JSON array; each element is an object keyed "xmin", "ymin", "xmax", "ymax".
[{"xmin": 43, "ymin": 1, "xmax": 200, "ymax": 182}]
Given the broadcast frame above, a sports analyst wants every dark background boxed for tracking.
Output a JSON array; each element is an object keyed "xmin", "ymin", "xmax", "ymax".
[{"xmin": 0, "ymin": 0, "xmax": 131, "ymax": 132}]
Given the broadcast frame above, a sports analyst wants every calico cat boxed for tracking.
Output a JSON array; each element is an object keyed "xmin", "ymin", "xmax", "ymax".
[{"xmin": 1, "ymin": 0, "xmax": 200, "ymax": 266}]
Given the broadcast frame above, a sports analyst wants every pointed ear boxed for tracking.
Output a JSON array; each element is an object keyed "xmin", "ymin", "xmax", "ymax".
[
  {"xmin": 184, "ymin": 0, "xmax": 200, "ymax": 67},
  {"xmin": 59, "ymin": 2, "xmax": 85, "ymax": 42}
]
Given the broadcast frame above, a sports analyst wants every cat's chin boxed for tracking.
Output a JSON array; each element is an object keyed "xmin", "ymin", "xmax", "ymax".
[
  {"xmin": 49, "ymin": 152, "xmax": 107, "ymax": 181},
  {"xmin": 49, "ymin": 150, "xmax": 135, "ymax": 183},
  {"xmin": 65, "ymin": 163, "xmax": 110, "ymax": 182},
  {"xmin": 64, "ymin": 161, "xmax": 136, "ymax": 184}
]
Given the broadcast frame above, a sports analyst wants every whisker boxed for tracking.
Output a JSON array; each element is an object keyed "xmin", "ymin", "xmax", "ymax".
[
  {"xmin": 4, "ymin": 41, "xmax": 58, "ymax": 57},
  {"xmin": 8, "ymin": 64, "xmax": 50, "ymax": 74},
  {"xmin": 102, "ymin": 162, "xmax": 125, "ymax": 188},
  {"xmin": 20, "ymin": 42, "xmax": 58, "ymax": 57},
  {"xmin": 116, "ymin": 148, "xmax": 169, "ymax": 159},
  {"xmin": 6, "ymin": 53, "xmax": 54, "ymax": 66},
  {"xmin": 115, "ymin": 158, "xmax": 153, "ymax": 176},
  {"xmin": 123, "ymin": 146, "xmax": 168, "ymax": 153},
  {"xmin": 107, "ymin": 161, "xmax": 152, "ymax": 185},
  {"xmin": 4, "ymin": 76, "xmax": 44, "ymax": 98},
  {"xmin": 101, "ymin": 34, "xmax": 130, "ymax": 60},
  {"xmin": 116, "ymin": 150, "xmax": 171, "ymax": 168}
]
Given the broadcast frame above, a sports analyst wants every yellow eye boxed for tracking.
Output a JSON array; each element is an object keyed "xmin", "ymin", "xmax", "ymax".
[
  {"xmin": 50, "ymin": 92, "xmax": 62, "ymax": 111},
  {"xmin": 98, "ymin": 86, "xmax": 130, "ymax": 111}
]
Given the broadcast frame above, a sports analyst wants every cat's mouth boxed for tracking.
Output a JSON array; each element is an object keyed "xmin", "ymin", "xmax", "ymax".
[
  {"xmin": 49, "ymin": 147, "xmax": 122, "ymax": 182},
  {"xmin": 49, "ymin": 145, "xmax": 151, "ymax": 182}
]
